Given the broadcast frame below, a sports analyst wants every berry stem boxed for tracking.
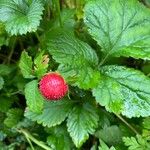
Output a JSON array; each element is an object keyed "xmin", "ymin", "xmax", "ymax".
[{"xmin": 116, "ymin": 114, "xmax": 139, "ymax": 135}]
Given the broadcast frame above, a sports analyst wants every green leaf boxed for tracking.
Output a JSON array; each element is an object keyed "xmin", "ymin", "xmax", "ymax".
[
  {"xmin": 99, "ymin": 140, "xmax": 116, "ymax": 150},
  {"xmin": 95, "ymin": 125, "xmax": 122, "ymax": 145},
  {"xmin": 25, "ymin": 99, "xmax": 73, "ymax": 127},
  {"xmin": 93, "ymin": 65, "xmax": 150, "ymax": 117},
  {"xmin": 25, "ymin": 80, "xmax": 44, "ymax": 113},
  {"xmin": 46, "ymin": 125, "xmax": 73, "ymax": 150},
  {"xmin": 0, "ymin": 64, "xmax": 12, "ymax": 76},
  {"xmin": 4, "ymin": 108, "xmax": 23, "ymax": 128},
  {"xmin": 58, "ymin": 65, "xmax": 100, "ymax": 89},
  {"xmin": 67, "ymin": 102, "xmax": 99, "ymax": 148},
  {"xmin": 19, "ymin": 51, "xmax": 34, "ymax": 79},
  {"xmin": 46, "ymin": 29, "xmax": 98, "ymax": 67},
  {"xmin": 34, "ymin": 52, "xmax": 49, "ymax": 78},
  {"xmin": 0, "ymin": 76, "xmax": 4, "ymax": 90},
  {"xmin": 0, "ymin": 0, "xmax": 44, "ymax": 35},
  {"xmin": 143, "ymin": 117, "xmax": 150, "ymax": 130},
  {"xmin": 25, "ymin": 80, "xmax": 45, "ymax": 113},
  {"xmin": 46, "ymin": 29, "xmax": 99, "ymax": 89},
  {"xmin": 123, "ymin": 135, "xmax": 150, "ymax": 150},
  {"xmin": 51, "ymin": 8, "xmax": 75, "ymax": 29},
  {"xmin": 84, "ymin": 0, "xmax": 150, "ymax": 60},
  {"xmin": 0, "ymin": 96, "xmax": 15, "ymax": 113}
]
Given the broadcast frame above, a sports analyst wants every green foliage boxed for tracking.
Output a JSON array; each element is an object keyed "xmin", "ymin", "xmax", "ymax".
[
  {"xmin": 25, "ymin": 99, "xmax": 73, "ymax": 127},
  {"xmin": 67, "ymin": 102, "xmax": 99, "ymax": 148},
  {"xmin": 93, "ymin": 65, "xmax": 150, "ymax": 117},
  {"xmin": 84, "ymin": 0, "xmax": 150, "ymax": 60},
  {"xmin": 46, "ymin": 125, "xmax": 73, "ymax": 150},
  {"xmin": 0, "ymin": 96, "xmax": 15, "ymax": 113},
  {"xmin": 95, "ymin": 125, "xmax": 122, "ymax": 145},
  {"xmin": 34, "ymin": 52, "xmax": 49, "ymax": 78},
  {"xmin": 46, "ymin": 28, "xmax": 100, "ymax": 89},
  {"xmin": 143, "ymin": 117, "xmax": 150, "ymax": 130},
  {"xmin": 1, "ymin": 0, "xmax": 150, "ymax": 149},
  {"xmin": 19, "ymin": 51, "xmax": 34, "ymax": 79},
  {"xmin": 123, "ymin": 135, "xmax": 150, "ymax": 150},
  {"xmin": 0, "ymin": 64, "xmax": 12, "ymax": 76},
  {"xmin": 0, "ymin": 0, "xmax": 44, "ymax": 35},
  {"xmin": 99, "ymin": 140, "xmax": 117, "ymax": 150},
  {"xmin": 4, "ymin": 108, "xmax": 23, "ymax": 128},
  {"xmin": 25, "ymin": 80, "xmax": 44, "ymax": 113}
]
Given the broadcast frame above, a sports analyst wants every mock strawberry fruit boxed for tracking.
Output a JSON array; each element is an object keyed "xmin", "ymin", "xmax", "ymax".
[{"xmin": 39, "ymin": 72, "xmax": 68, "ymax": 100}]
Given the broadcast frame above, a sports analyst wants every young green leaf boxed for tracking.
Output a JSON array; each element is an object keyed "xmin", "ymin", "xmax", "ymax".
[
  {"xmin": 4, "ymin": 108, "xmax": 23, "ymax": 128},
  {"xmin": 67, "ymin": 102, "xmax": 99, "ymax": 148},
  {"xmin": 0, "ymin": 0, "xmax": 44, "ymax": 35},
  {"xmin": 34, "ymin": 52, "xmax": 49, "ymax": 78},
  {"xmin": 84, "ymin": 0, "xmax": 150, "ymax": 60},
  {"xmin": 93, "ymin": 65, "xmax": 150, "ymax": 117},
  {"xmin": 19, "ymin": 51, "xmax": 34, "ymax": 79},
  {"xmin": 25, "ymin": 80, "xmax": 44, "ymax": 113},
  {"xmin": 25, "ymin": 99, "xmax": 73, "ymax": 127}
]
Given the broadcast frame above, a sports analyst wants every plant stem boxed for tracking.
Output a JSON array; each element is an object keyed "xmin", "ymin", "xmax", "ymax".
[
  {"xmin": 7, "ymin": 37, "xmax": 17, "ymax": 64},
  {"xmin": 18, "ymin": 129, "xmax": 52, "ymax": 150},
  {"xmin": 35, "ymin": 32, "xmax": 41, "ymax": 43},
  {"xmin": 116, "ymin": 114, "xmax": 139, "ymax": 135},
  {"xmin": 25, "ymin": 135, "xmax": 35, "ymax": 150},
  {"xmin": 56, "ymin": 0, "xmax": 62, "ymax": 27}
]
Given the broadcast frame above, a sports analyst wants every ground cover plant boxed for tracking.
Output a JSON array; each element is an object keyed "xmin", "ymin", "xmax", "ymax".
[{"xmin": 0, "ymin": 0, "xmax": 150, "ymax": 149}]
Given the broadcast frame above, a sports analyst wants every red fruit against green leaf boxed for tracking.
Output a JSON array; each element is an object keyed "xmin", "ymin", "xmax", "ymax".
[{"xmin": 39, "ymin": 73, "xmax": 68, "ymax": 100}]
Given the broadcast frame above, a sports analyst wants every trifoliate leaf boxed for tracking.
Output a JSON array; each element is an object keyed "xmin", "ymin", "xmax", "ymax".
[
  {"xmin": 46, "ymin": 28, "xmax": 100, "ymax": 89},
  {"xmin": 0, "ymin": 0, "xmax": 44, "ymax": 35},
  {"xmin": 25, "ymin": 80, "xmax": 44, "ymax": 113},
  {"xmin": 19, "ymin": 51, "xmax": 34, "ymax": 79},
  {"xmin": 92, "ymin": 65, "xmax": 150, "ymax": 117},
  {"xmin": 67, "ymin": 102, "xmax": 99, "ymax": 148},
  {"xmin": 25, "ymin": 99, "xmax": 73, "ymax": 127},
  {"xmin": 123, "ymin": 135, "xmax": 150, "ymax": 150},
  {"xmin": 0, "ymin": 76, "xmax": 4, "ymax": 90},
  {"xmin": 4, "ymin": 108, "xmax": 23, "ymax": 128},
  {"xmin": 84, "ymin": 0, "xmax": 150, "ymax": 60}
]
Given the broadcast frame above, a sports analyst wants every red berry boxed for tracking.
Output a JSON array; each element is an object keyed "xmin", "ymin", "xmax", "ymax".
[{"xmin": 39, "ymin": 73, "xmax": 68, "ymax": 100}]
